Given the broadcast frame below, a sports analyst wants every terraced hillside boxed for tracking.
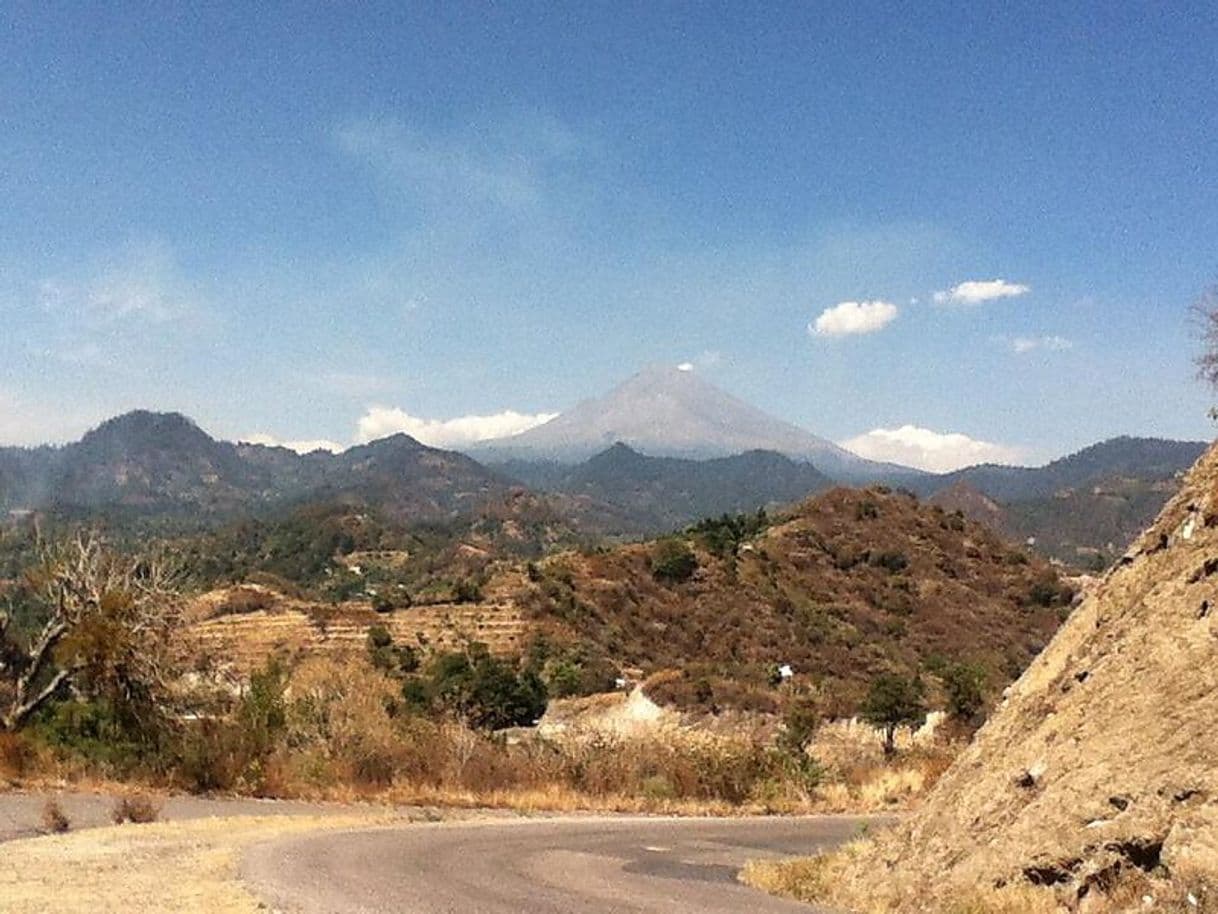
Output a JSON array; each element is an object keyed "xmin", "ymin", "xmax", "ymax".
[{"xmin": 185, "ymin": 585, "xmax": 530, "ymax": 676}]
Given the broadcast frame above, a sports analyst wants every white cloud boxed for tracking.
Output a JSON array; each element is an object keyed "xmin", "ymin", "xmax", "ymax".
[
  {"xmin": 1011, "ymin": 335, "xmax": 1073, "ymax": 354},
  {"xmin": 933, "ymin": 279, "xmax": 1030, "ymax": 305},
  {"xmin": 840, "ymin": 424, "xmax": 1023, "ymax": 473},
  {"xmin": 810, "ymin": 300, "xmax": 899, "ymax": 338},
  {"xmin": 676, "ymin": 362, "xmax": 694, "ymax": 372},
  {"xmin": 335, "ymin": 112, "xmax": 583, "ymax": 215},
  {"xmin": 39, "ymin": 242, "xmax": 198, "ymax": 325},
  {"xmin": 241, "ymin": 433, "xmax": 345, "ymax": 454},
  {"xmin": 355, "ymin": 406, "xmax": 558, "ymax": 449}
]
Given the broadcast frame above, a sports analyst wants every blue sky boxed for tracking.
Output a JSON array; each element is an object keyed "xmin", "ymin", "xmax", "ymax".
[{"xmin": 2, "ymin": 2, "xmax": 1216, "ymax": 468}]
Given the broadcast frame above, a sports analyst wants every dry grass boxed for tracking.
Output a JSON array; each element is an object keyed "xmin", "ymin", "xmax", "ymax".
[
  {"xmin": 814, "ymin": 752, "xmax": 953, "ymax": 812},
  {"xmin": 12, "ymin": 655, "xmax": 956, "ymax": 818},
  {"xmin": 742, "ymin": 841, "xmax": 1062, "ymax": 914},
  {"xmin": 741, "ymin": 838, "xmax": 873, "ymax": 904},
  {"xmin": 0, "ymin": 731, "xmax": 33, "ymax": 780},
  {"xmin": 0, "ymin": 812, "xmax": 395, "ymax": 914}
]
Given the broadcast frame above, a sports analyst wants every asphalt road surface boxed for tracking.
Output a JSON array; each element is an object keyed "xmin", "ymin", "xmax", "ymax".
[{"xmin": 243, "ymin": 815, "xmax": 877, "ymax": 913}]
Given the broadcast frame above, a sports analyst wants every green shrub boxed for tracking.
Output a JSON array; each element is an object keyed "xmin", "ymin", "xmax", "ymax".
[
  {"xmin": 689, "ymin": 510, "xmax": 769, "ymax": 558},
  {"xmin": 454, "ymin": 579, "xmax": 483, "ymax": 603},
  {"xmin": 943, "ymin": 662, "xmax": 988, "ymax": 722},
  {"xmin": 650, "ymin": 539, "xmax": 698, "ymax": 584},
  {"xmin": 367, "ymin": 625, "xmax": 420, "ymax": 675},
  {"xmin": 777, "ymin": 695, "xmax": 820, "ymax": 756},
  {"xmin": 409, "ymin": 644, "xmax": 548, "ymax": 730}
]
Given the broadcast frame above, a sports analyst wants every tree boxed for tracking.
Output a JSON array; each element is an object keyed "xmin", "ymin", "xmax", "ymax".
[
  {"xmin": 1193, "ymin": 283, "xmax": 1218, "ymax": 408},
  {"xmin": 777, "ymin": 694, "xmax": 821, "ymax": 756},
  {"xmin": 861, "ymin": 673, "xmax": 927, "ymax": 756},
  {"xmin": 943, "ymin": 662, "xmax": 987, "ymax": 723},
  {"xmin": 0, "ymin": 534, "xmax": 180, "ymax": 733}
]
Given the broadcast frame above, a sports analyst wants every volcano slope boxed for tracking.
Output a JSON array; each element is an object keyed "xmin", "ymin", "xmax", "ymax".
[{"xmin": 760, "ymin": 443, "xmax": 1218, "ymax": 912}]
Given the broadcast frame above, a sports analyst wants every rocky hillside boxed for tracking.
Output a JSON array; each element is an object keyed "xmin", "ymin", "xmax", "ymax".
[
  {"xmin": 523, "ymin": 486, "xmax": 1073, "ymax": 714},
  {"xmin": 814, "ymin": 443, "xmax": 1218, "ymax": 912}
]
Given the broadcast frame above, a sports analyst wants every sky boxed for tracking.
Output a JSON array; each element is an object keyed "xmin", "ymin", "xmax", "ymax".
[{"xmin": 2, "ymin": 2, "xmax": 1217, "ymax": 471}]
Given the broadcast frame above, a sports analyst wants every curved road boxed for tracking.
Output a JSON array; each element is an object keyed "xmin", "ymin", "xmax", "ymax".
[{"xmin": 243, "ymin": 815, "xmax": 876, "ymax": 913}]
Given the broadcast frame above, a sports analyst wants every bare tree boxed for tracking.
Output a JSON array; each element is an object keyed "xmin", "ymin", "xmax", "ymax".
[
  {"xmin": 1192, "ymin": 284, "xmax": 1218, "ymax": 407},
  {"xmin": 0, "ymin": 533, "xmax": 181, "ymax": 732}
]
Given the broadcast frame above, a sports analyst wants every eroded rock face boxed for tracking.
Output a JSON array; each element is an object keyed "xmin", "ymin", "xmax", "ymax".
[{"xmin": 845, "ymin": 442, "xmax": 1218, "ymax": 911}]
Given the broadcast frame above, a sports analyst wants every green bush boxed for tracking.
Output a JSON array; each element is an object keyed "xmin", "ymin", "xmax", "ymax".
[
  {"xmin": 689, "ymin": 510, "xmax": 769, "ymax": 558},
  {"xmin": 30, "ymin": 699, "xmax": 162, "ymax": 774},
  {"xmin": 777, "ymin": 695, "xmax": 820, "ymax": 756},
  {"xmin": 942, "ymin": 661, "xmax": 988, "ymax": 723},
  {"xmin": 454, "ymin": 579, "xmax": 483, "ymax": 603},
  {"xmin": 650, "ymin": 539, "xmax": 698, "ymax": 584},
  {"xmin": 367, "ymin": 625, "xmax": 420, "ymax": 675},
  {"xmin": 406, "ymin": 644, "xmax": 548, "ymax": 730}
]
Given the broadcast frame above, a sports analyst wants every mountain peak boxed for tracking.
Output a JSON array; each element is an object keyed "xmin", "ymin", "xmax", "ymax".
[
  {"xmin": 471, "ymin": 365, "xmax": 879, "ymax": 477},
  {"xmin": 79, "ymin": 410, "xmax": 215, "ymax": 454}
]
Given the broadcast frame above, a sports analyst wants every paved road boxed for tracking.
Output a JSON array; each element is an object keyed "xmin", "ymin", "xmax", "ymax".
[{"xmin": 243, "ymin": 815, "xmax": 878, "ymax": 913}]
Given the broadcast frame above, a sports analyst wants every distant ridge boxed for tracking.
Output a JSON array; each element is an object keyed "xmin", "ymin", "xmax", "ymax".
[
  {"xmin": 504, "ymin": 442, "xmax": 835, "ymax": 533},
  {"xmin": 909, "ymin": 435, "xmax": 1208, "ymax": 502},
  {"xmin": 0, "ymin": 411, "xmax": 514, "ymax": 526}
]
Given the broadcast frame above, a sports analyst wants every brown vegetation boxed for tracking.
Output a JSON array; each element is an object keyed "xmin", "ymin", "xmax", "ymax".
[
  {"xmin": 41, "ymin": 798, "xmax": 70, "ymax": 833},
  {"xmin": 527, "ymin": 487, "xmax": 1071, "ymax": 714},
  {"xmin": 111, "ymin": 794, "xmax": 161, "ymax": 824}
]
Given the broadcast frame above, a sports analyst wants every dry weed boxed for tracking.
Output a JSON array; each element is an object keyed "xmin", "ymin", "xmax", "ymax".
[
  {"xmin": 111, "ymin": 794, "xmax": 161, "ymax": 824},
  {"xmin": 0, "ymin": 730, "xmax": 33, "ymax": 779},
  {"xmin": 40, "ymin": 799, "xmax": 71, "ymax": 833}
]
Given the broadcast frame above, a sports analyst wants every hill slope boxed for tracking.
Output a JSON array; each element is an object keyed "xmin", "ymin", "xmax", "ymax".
[
  {"xmin": 919, "ymin": 436, "xmax": 1206, "ymax": 503},
  {"xmin": 524, "ymin": 486, "xmax": 1072, "ymax": 713},
  {"xmin": 810, "ymin": 443, "xmax": 1218, "ymax": 912}
]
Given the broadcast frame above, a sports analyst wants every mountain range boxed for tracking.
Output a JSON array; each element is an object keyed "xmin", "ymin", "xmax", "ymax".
[
  {"xmin": 0, "ymin": 366, "xmax": 1208, "ymax": 566},
  {"xmin": 0, "ymin": 410, "xmax": 515, "ymax": 527}
]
